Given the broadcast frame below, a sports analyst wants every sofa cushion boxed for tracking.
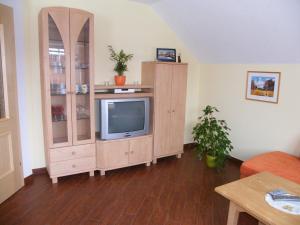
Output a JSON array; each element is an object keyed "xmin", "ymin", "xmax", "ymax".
[{"xmin": 240, "ymin": 151, "xmax": 300, "ymax": 184}]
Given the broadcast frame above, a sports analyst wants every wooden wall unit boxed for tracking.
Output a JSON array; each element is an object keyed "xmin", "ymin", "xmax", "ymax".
[
  {"xmin": 142, "ymin": 62, "xmax": 188, "ymax": 163},
  {"xmin": 94, "ymin": 85, "xmax": 154, "ymax": 175},
  {"xmin": 39, "ymin": 9, "xmax": 187, "ymax": 179},
  {"xmin": 96, "ymin": 135, "xmax": 152, "ymax": 175},
  {"xmin": 39, "ymin": 7, "xmax": 95, "ymax": 183}
]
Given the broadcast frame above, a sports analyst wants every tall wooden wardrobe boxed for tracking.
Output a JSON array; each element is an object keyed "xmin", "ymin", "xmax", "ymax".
[
  {"xmin": 39, "ymin": 7, "xmax": 95, "ymax": 183},
  {"xmin": 142, "ymin": 62, "xmax": 188, "ymax": 163}
]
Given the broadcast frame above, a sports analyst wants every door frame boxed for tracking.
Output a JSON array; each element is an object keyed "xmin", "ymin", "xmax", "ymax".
[{"xmin": 0, "ymin": 3, "xmax": 24, "ymax": 204}]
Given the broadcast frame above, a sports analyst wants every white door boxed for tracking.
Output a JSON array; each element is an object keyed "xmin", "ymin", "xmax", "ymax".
[{"xmin": 0, "ymin": 4, "xmax": 24, "ymax": 204}]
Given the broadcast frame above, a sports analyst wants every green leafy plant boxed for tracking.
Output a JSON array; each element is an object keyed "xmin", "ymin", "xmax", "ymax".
[
  {"xmin": 108, "ymin": 45, "xmax": 133, "ymax": 76},
  {"xmin": 192, "ymin": 105, "xmax": 233, "ymax": 168}
]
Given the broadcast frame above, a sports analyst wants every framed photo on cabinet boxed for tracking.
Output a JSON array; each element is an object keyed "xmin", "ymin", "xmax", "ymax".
[
  {"xmin": 156, "ymin": 48, "xmax": 176, "ymax": 62},
  {"xmin": 246, "ymin": 71, "xmax": 281, "ymax": 104}
]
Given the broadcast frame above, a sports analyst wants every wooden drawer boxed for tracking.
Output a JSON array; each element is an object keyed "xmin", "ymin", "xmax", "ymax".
[
  {"xmin": 49, "ymin": 144, "xmax": 95, "ymax": 162},
  {"xmin": 49, "ymin": 157, "xmax": 95, "ymax": 176}
]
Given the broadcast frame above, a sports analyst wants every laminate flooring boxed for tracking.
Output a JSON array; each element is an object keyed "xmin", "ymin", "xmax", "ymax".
[{"xmin": 0, "ymin": 148, "xmax": 258, "ymax": 225}]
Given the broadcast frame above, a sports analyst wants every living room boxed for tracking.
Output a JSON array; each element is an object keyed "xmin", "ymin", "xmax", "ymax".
[{"xmin": 0, "ymin": 0, "xmax": 299, "ymax": 224}]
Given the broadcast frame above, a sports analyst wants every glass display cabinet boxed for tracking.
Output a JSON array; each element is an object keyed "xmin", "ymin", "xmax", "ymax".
[{"xmin": 39, "ymin": 7, "xmax": 95, "ymax": 183}]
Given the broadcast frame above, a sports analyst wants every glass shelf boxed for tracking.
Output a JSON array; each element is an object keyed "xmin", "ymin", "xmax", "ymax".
[
  {"xmin": 52, "ymin": 118, "xmax": 67, "ymax": 122},
  {"xmin": 76, "ymin": 41, "xmax": 89, "ymax": 46},
  {"xmin": 76, "ymin": 92, "xmax": 89, "ymax": 95},
  {"xmin": 76, "ymin": 67, "xmax": 89, "ymax": 70},
  {"xmin": 50, "ymin": 65, "xmax": 65, "ymax": 69},
  {"xmin": 53, "ymin": 136, "xmax": 68, "ymax": 144},
  {"xmin": 51, "ymin": 93, "xmax": 66, "ymax": 96},
  {"xmin": 49, "ymin": 39, "xmax": 64, "ymax": 43},
  {"xmin": 77, "ymin": 116, "xmax": 90, "ymax": 120}
]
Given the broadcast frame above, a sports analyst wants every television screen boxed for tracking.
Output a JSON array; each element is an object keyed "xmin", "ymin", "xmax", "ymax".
[
  {"xmin": 100, "ymin": 98, "xmax": 150, "ymax": 140},
  {"xmin": 108, "ymin": 101, "xmax": 145, "ymax": 133}
]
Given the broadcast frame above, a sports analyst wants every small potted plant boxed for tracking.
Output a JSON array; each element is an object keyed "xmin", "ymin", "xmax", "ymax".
[
  {"xmin": 192, "ymin": 105, "xmax": 233, "ymax": 169},
  {"xmin": 108, "ymin": 45, "xmax": 133, "ymax": 86}
]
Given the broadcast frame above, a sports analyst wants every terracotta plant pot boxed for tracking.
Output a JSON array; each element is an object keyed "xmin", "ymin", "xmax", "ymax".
[
  {"xmin": 114, "ymin": 75, "xmax": 126, "ymax": 86},
  {"xmin": 206, "ymin": 154, "xmax": 217, "ymax": 168}
]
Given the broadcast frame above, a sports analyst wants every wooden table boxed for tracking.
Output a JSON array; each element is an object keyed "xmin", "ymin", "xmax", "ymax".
[{"xmin": 215, "ymin": 172, "xmax": 300, "ymax": 225}]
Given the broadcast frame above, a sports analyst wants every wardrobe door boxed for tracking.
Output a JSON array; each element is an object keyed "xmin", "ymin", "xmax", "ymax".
[
  {"xmin": 70, "ymin": 9, "xmax": 95, "ymax": 145},
  {"xmin": 170, "ymin": 65, "xmax": 188, "ymax": 153},
  {"xmin": 153, "ymin": 64, "xmax": 173, "ymax": 157},
  {"xmin": 40, "ymin": 8, "xmax": 72, "ymax": 148}
]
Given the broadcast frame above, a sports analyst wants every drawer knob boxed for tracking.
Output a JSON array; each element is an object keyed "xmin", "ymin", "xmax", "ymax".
[
  {"xmin": 130, "ymin": 151, "xmax": 134, "ymax": 154},
  {"xmin": 72, "ymin": 164, "xmax": 76, "ymax": 168},
  {"xmin": 72, "ymin": 151, "xmax": 76, "ymax": 155}
]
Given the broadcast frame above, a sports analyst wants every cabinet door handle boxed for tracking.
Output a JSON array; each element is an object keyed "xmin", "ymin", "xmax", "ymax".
[
  {"xmin": 172, "ymin": 110, "xmax": 175, "ymax": 113},
  {"xmin": 125, "ymin": 152, "xmax": 129, "ymax": 155},
  {"xmin": 72, "ymin": 151, "xmax": 76, "ymax": 155},
  {"xmin": 167, "ymin": 110, "xmax": 171, "ymax": 113},
  {"xmin": 72, "ymin": 164, "xmax": 76, "ymax": 168},
  {"xmin": 130, "ymin": 151, "xmax": 134, "ymax": 154}
]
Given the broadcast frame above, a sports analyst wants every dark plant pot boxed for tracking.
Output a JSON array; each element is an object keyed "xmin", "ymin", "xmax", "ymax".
[
  {"xmin": 206, "ymin": 154, "xmax": 217, "ymax": 168},
  {"xmin": 114, "ymin": 75, "xmax": 126, "ymax": 86}
]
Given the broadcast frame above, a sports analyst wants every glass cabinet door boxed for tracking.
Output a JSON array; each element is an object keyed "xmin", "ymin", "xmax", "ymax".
[
  {"xmin": 70, "ymin": 10, "xmax": 94, "ymax": 145},
  {"xmin": 48, "ymin": 14, "xmax": 71, "ymax": 146}
]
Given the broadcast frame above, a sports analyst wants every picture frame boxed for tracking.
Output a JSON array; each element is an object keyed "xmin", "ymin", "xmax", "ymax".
[
  {"xmin": 156, "ymin": 48, "xmax": 176, "ymax": 62},
  {"xmin": 246, "ymin": 71, "xmax": 281, "ymax": 104}
]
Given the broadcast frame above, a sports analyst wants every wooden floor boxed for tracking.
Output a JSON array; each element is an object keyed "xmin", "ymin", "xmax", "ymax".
[{"xmin": 0, "ymin": 148, "xmax": 258, "ymax": 225}]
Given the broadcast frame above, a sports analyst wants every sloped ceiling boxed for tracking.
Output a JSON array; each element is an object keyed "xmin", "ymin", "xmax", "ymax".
[{"xmin": 134, "ymin": 0, "xmax": 300, "ymax": 63}]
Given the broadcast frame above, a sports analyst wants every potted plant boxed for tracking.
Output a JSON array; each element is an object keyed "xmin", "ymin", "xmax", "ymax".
[
  {"xmin": 192, "ymin": 105, "xmax": 233, "ymax": 169},
  {"xmin": 108, "ymin": 45, "xmax": 133, "ymax": 86}
]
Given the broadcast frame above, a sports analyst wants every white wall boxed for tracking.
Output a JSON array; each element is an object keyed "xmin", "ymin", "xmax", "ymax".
[
  {"xmin": 200, "ymin": 64, "xmax": 300, "ymax": 159},
  {"xmin": 23, "ymin": 0, "xmax": 202, "ymax": 170},
  {"xmin": 0, "ymin": 0, "xmax": 32, "ymax": 177}
]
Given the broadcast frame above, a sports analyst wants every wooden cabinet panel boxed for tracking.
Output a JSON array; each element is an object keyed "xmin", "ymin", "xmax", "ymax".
[
  {"xmin": 129, "ymin": 136, "xmax": 152, "ymax": 164},
  {"xmin": 142, "ymin": 62, "xmax": 188, "ymax": 162},
  {"xmin": 49, "ymin": 144, "xmax": 95, "ymax": 162},
  {"xmin": 153, "ymin": 64, "xmax": 172, "ymax": 157},
  {"xmin": 97, "ymin": 139, "xmax": 129, "ymax": 169},
  {"xmin": 170, "ymin": 65, "xmax": 188, "ymax": 154},
  {"xmin": 96, "ymin": 135, "xmax": 153, "ymax": 174},
  {"xmin": 39, "ymin": 7, "xmax": 95, "ymax": 183}
]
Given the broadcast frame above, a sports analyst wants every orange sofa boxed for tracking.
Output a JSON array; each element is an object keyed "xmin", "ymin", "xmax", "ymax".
[{"xmin": 240, "ymin": 151, "xmax": 300, "ymax": 184}]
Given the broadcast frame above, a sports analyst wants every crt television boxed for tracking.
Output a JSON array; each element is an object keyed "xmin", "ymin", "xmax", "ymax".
[{"xmin": 100, "ymin": 98, "xmax": 150, "ymax": 140}]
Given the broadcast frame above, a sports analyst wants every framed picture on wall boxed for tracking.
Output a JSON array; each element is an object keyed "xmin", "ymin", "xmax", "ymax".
[
  {"xmin": 156, "ymin": 48, "xmax": 176, "ymax": 62},
  {"xmin": 246, "ymin": 71, "xmax": 281, "ymax": 104}
]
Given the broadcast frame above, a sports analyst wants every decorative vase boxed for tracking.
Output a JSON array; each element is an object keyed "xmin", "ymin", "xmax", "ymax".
[
  {"xmin": 114, "ymin": 75, "xmax": 126, "ymax": 86},
  {"xmin": 206, "ymin": 154, "xmax": 217, "ymax": 168}
]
